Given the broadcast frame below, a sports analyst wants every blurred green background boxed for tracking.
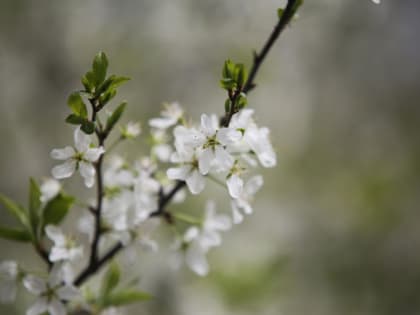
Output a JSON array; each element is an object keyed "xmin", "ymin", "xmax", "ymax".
[{"xmin": 1, "ymin": 0, "xmax": 420, "ymax": 314}]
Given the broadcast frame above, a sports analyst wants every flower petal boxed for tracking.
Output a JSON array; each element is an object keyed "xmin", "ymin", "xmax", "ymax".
[
  {"xmin": 40, "ymin": 179, "xmax": 61, "ymax": 203},
  {"xmin": 245, "ymin": 175, "xmax": 264, "ymax": 196},
  {"xmin": 79, "ymin": 161, "xmax": 96, "ymax": 188},
  {"xmin": 231, "ymin": 201, "xmax": 244, "ymax": 224},
  {"xmin": 23, "ymin": 276, "xmax": 46, "ymax": 295},
  {"xmin": 200, "ymin": 114, "xmax": 216, "ymax": 136},
  {"xmin": 26, "ymin": 297, "xmax": 48, "ymax": 315},
  {"xmin": 198, "ymin": 148, "xmax": 213, "ymax": 175},
  {"xmin": 45, "ymin": 225, "xmax": 66, "ymax": 246},
  {"xmin": 186, "ymin": 169, "xmax": 205, "ymax": 195},
  {"xmin": 48, "ymin": 298, "xmax": 66, "ymax": 315},
  {"xmin": 84, "ymin": 147, "xmax": 105, "ymax": 162},
  {"xmin": 51, "ymin": 160, "xmax": 76, "ymax": 179},
  {"xmin": 226, "ymin": 174, "xmax": 243, "ymax": 199},
  {"xmin": 185, "ymin": 242, "xmax": 209, "ymax": 276},
  {"xmin": 214, "ymin": 146, "xmax": 234, "ymax": 171},
  {"xmin": 149, "ymin": 117, "xmax": 177, "ymax": 129},
  {"xmin": 184, "ymin": 227, "xmax": 199, "ymax": 242},
  {"xmin": 74, "ymin": 127, "xmax": 91, "ymax": 153},
  {"xmin": 56, "ymin": 285, "xmax": 79, "ymax": 301},
  {"xmin": 217, "ymin": 128, "xmax": 241, "ymax": 145},
  {"xmin": 50, "ymin": 146, "xmax": 75, "ymax": 160},
  {"xmin": 167, "ymin": 165, "xmax": 190, "ymax": 181}
]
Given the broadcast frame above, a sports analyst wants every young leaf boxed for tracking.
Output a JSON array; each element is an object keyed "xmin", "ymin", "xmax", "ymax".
[
  {"xmin": 277, "ymin": 8, "xmax": 284, "ymax": 19},
  {"xmin": 68, "ymin": 93, "xmax": 88, "ymax": 118},
  {"xmin": 106, "ymin": 102, "xmax": 127, "ymax": 133},
  {"xmin": 105, "ymin": 289, "xmax": 152, "ymax": 306},
  {"xmin": 92, "ymin": 52, "xmax": 108, "ymax": 87},
  {"xmin": 0, "ymin": 226, "xmax": 31, "ymax": 242},
  {"xmin": 100, "ymin": 261, "xmax": 121, "ymax": 298},
  {"xmin": 99, "ymin": 88, "xmax": 117, "ymax": 105},
  {"xmin": 98, "ymin": 75, "xmax": 130, "ymax": 96},
  {"xmin": 235, "ymin": 64, "xmax": 247, "ymax": 87},
  {"xmin": 0, "ymin": 193, "xmax": 28, "ymax": 227},
  {"xmin": 222, "ymin": 60, "xmax": 234, "ymax": 79},
  {"xmin": 81, "ymin": 120, "xmax": 96, "ymax": 134},
  {"xmin": 220, "ymin": 78, "xmax": 236, "ymax": 91},
  {"xmin": 65, "ymin": 114, "xmax": 85, "ymax": 125},
  {"xmin": 42, "ymin": 193, "xmax": 74, "ymax": 228},
  {"xmin": 82, "ymin": 71, "xmax": 96, "ymax": 93},
  {"xmin": 28, "ymin": 178, "xmax": 41, "ymax": 234}
]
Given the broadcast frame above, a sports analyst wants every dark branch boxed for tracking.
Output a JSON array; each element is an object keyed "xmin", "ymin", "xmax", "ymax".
[{"xmin": 222, "ymin": 0, "xmax": 300, "ymax": 127}]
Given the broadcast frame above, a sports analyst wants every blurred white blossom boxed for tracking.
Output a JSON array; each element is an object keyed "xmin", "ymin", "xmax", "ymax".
[
  {"xmin": 40, "ymin": 178, "xmax": 61, "ymax": 203},
  {"xmin": 0, "ymin": 260, "xmax": 18, "ymax": 303},
  {"xmin": 23, "ymin": 265, "xmax": 79, "ymax": 315}
]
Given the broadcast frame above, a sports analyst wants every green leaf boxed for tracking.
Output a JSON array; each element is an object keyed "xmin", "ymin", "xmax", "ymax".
[
  {"xmin": 0, "ymin": 226, "xmax": 31, "ymax": 242},
  {"xmin": 106, "ymin": 102, "xmax": 127, "ymax": 133},
  {"xmin": 68, "ymin": 93, "xmax": 87, "ymax": 118},
  {"xmin": 220, "ymin": 78, "xmax": 236, "ymax": 90},
  {"xmin": 99, "ymin": 88, "xmax": 117, "ymax": 105},
  {"xmin": 82, "ymin": 71, "xmax": 96, "ymax": 93},
  {"xmin": 234, "ymin": 63, "xmax": 247, "ymax": 87},
  {"xmin": 42, "ymin": 193, "xmax": 74, "ymax": 228},
  {"xmin": 237, "ymin": 93, "xmax": 248, "ymax": 109},
  {"xmin": 0, "ymin": 193, "xmax": 28, "ymax": 227},
  {"xmin": 65, "ymin": 114, "xmax": 85, "ymax": 125},
  {"xmin": 100, "ymin": 261, "xmax": 120, "ymax": 298},
  {"xmin": 105, "ymin": 289, "xmax": 152, "ymax": 306},
  {"xmin": 81, "ymin": 120, "xmax": 96, "ymax": 134},
  {"xmin": 28, "ymin": 178, "xmax": 41, "ymax": 234},
  {"xmin": 222, "ymin": 60, "xmax": 235, "ymax": 79},
  {"xmin": 98, "ymin": 75, "xmax": 130, "ymax": 96},
  {"xmin": 92, "ymin": 52, "xmax": 108, "ymax": 87},
  {"xmin": 277, "ymin": 8, "xmax": 284, "ymax": 19}
]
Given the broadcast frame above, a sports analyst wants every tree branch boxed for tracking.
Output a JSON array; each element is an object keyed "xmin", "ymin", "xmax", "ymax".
[{"xmin": 222, "ymin": 0, "xmax": 300, "ymax": 127}]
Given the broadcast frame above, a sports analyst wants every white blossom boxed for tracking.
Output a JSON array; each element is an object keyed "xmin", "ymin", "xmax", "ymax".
[
  {"xmin": 231, "ymin": 175, "xmax": 264, "ymax": 224},
  {"xmin": 45, "ymin": 225, "xmax": 83, "ymax": 262},
  {"xmin": 121, "ymin": 121, "xmax": 141, "ymax": 138},
  {"xmin": 167, "ymin": 149, "xmax": 205, "ymax": 195},
  {"xmin": 23, "ymin": 265, "xmax": 79, "ymax": 315},
  {"xmin": 40, "ymin": 178, "xmax": 61, "ymax": 203},
  {"xmin": 229, "ymin": 109, "xmax": 276, "ymax": 168},
  {"xmin": 104, "ymin": 156, "xmax": 135, "ymax": 188},
  {"xmin": 51, "ymin": 127, "xmax": 105, "ymax": 188},
  {"xmin": 372, "ymin": 0, "xmax": 380, "ymax": 4},
  {"xmin": 176, "ymin": 201, "xmax": 231, "ymax": 276},
  {"xmin": 134, "ymin": 172, "xmax": 160, "ymax": 222},
  {"xmin": 151, "ymin": 129, "xmax": 172, "ymax": 162},
  {"xmin": 149, "ymin": 102, "xmax": 184, "ymax": 129},
  {"xmin": 0, "ymin": 260, "xmax": 19, "ymax": 303},
  {"xmin": 197, "ymin": 114, "xmax": 241, "ymax": 174}
]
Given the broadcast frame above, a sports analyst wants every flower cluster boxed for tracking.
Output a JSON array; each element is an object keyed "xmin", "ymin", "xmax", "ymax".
[{"xmin": 157, "ymin": 105, "xmax": 275, "ymax": 223}]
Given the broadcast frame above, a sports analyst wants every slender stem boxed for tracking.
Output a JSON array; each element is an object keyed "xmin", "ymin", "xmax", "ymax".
[
  {"xmin": 34, "ymin": 243, "xmax": 52, "ymax": 269},
  {"xmin": 89, "ymin": 143, "xmax": 105, "ymax": 265},
  {"xmin": 74, "ymin": 242, "xmax": 123, "ymax": 286}
]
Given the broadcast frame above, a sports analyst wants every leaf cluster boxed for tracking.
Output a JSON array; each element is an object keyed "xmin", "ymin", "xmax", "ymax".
[{"xmin": 0, "ymin": 179, "xmax": 74, "ymax": 243}]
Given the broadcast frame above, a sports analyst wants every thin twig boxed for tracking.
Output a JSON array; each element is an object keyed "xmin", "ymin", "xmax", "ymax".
[{"xmin": 222, "ymin": 0, "xmax": 299, "ymax": 127}]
